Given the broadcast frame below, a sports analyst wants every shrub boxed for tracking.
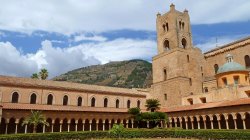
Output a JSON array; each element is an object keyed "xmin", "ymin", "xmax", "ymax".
[{"xmin": 109, "ymin": 124, "xmax": 125, "ymax": 138}]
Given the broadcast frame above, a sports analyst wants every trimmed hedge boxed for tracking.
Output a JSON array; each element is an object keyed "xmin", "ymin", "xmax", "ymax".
[{"xmin": 0, "ymin": 129, "xmax": 250, "ymax": 140}]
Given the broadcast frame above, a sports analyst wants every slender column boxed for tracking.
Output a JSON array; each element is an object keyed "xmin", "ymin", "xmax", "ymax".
[
  {"xmin": 185, "ymin": 121, "xmax": 188, "ymax": 129},
  {"xmin": 180, "ymin": 120, "xmax": 182, "ymax": 128},
  {"xmin": 197, "ymin": 121, "xmax": 200, "ymax": 129},
  {"xmin": 97, "ymin": 123, "xmax": 99, "ymax": 131},
  {"xmin": 211, "ymin": 121, "xmax": 214, "ymax": 129},
  {"xmin": 191, "ymin": 121, "xmax": 194, "ymax": 129},
  {"xmin": 43, "ymin": 124, "xmax": 45, "ymax": 133},
  {"xmin": 25, "ymin": 124, "xmax": 27, "ymax": 134},
  {"xmin": 82, "ymin": 123, "xmax": 85, "ymax": 131},
  {"xmin": 204, "ymin": 121, "xmax": 207, "ymax": 129},
  {"xmin": 103, "ymin": 123, "xmax": 105, "ymax": 131},
  {"xmin": 90, "ymin": 123, "xmax": 92, "ymax": 131},
  {"xmin": 243, "ymin": 119, "xmax": 246, "ymax": 130},
  {"xmin": 75, "ymin": 123, "xmax": 78, "ymax": 131},
  {"xmin": 67, "ymin": 123, "xmax": 70, "ymax": 132},
  {"xmin": 147, "ymin": 121, "xmax": 149, "ymax": 128},
  {"xmin": 109, "ymin": 123, "xmax": 111, "ymax": 130},
  {"xmin": 174, "ymin": 121, "xmax": 177, "ymax": 128},
  {"xmin": 15, "ymin": 123, "xmax": 18, "ymax": 134},
  {"xmin": 51, "ymin": 124, "xmax": 54, "ymax": 133},
  {"xmin": 5, "ymin": 123, "xmax": 8, "ymax": 134},
  {"xmin": 59, "ymin": 123, "xmax": 62, "ymax": 132},
  {"xmin": 226, "ymin": 119, "xmax": 229, "ymax": 129},
  {"xmin": 218, "ymin": 120, "xmax": 221, "ymax": 129},
  {"xmin": 132, "ymin": 122, "xmax": 134, "ymax": 128},
  {"xmin": 234, "ymin": 119, "xmax": 237, "ymax": 129}
]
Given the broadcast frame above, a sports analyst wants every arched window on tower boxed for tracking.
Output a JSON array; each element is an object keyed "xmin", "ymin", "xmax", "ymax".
[
  {"xmin": 63, "ymin": 95, "xmax": 68, "ymax": 105},
  {"xmin": 104, "ymin": 98, "xmax": 108, "ymax": 107},
  {"xmin": 187, "ymin": 55, "xmax": 190, "ymax": 62},
  {"xmin": 214, "ymin": 64, "xmax": 219, "ymax": 74},
  {"xmin": 179, "ymin": 21, "xmax": 182, "ymax": 30},
  {"xmin": 137, "ymin": 100, "xmax": 140, "ymax": 108},
  {"xmin": 91, "ymin": 97, "xmax": 96, "ymax": 107},
  {"xmin": 245, "ymin": 55, "xmax": 250, "ymax": 68},
  {"xmin": 181, "ymin": 38, "xmax": 187, "ymax": 49},
  {"xmin": 127, "ymin": 100, "xmax": 131, "ymax": 108},
  {"xmin": 116, "ymin": 99, "xmax": 120, "ymax": 108},
  {"xmin": 164, "ymin": 40, "xmax": 170, "ymax": 51},
  {"xmin": 182, "ymin": 22, "xmax": 185, "ymax": 30},
  {"xmin": 163, "ymin": 69, "xmax": 167, "ymax": 81},
  {"xmin": 30, "ymin": 93, "xmax": 36, "ymax": 104},
  {"xmin": 166, "ymin": 23, "xmax": 169, "ymax": 31},
  {"xmin": 47, "ymin": 94, "xmax": 53, "ymax": 105},
  {"xmin": 77, "ymin": 97, "xmax": 82, "ymax": 106},
  {"xmin": 11, "ymin": 92, "xmax": 19, "ymax": 103},
  {"xmin": 189, "ymin": 78, "xmax": 192, "ymax": 86},
  {"xmin": 162, "ymin": 25, "xmax": 165, "ymax": 31}
]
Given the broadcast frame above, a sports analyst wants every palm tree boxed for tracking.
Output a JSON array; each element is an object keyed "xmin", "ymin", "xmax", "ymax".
[
  {"xmin": 31, "ymin": 73, "xmax": 39, "ymax": 79},
  {"xmin": 145, "ymin": 99, "xmax": 161, "ymax": 112},
  {"xmin": 22, "ymin": 110, "xmax": 49, "ymax": 133},
  {"xmin": 39, "ymin": 68, "xmax": 48, "ymax": 80}
]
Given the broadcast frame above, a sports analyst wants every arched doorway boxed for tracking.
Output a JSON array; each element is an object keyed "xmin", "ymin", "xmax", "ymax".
[
  {"xmin": 245, "ymin": 113, "xmax": 250, "ymax": 129},
  {"xmin": 8, "ymin": 118, "xmax": 16, "ymax": 134},
  {"xmin": 193, "ymin": 117, "xmax": 198, "ymax": 129},
  {"xmin": 199, "ymin": 116, "xmax": 205, "ymax": 129},
  {"xmin": 54, "ymin": 118, "xmax": 60, "ymax": 132},
  {"xmin": 62, "ymin": 119, "xmax": 68, "ymax": 132},
  {"xmin": 104, "ymin": 119, "xmax": 109, "ymax": 130},
  {"xmin": 220, "ymin": 115, "xmax": 226, "ymax": 129},
  {"xmin": 98, "ymin": 119, "xmax": 103, "ymax": 131},
  {"xmin": 0, "ymin": 118, "xmax": 6, "ymax": 134},
  {"xmin": 181, "ymin": 118, "xmax": 186, "ymax": 129},
  {"xmin": 205, "ymin": 116, "xmax": 211, "ymax": 129},
  {"xmin": 70, "ymin": 119, "xmax": 76, "ymax": 131},
  {"xmin": 228, "ymin": 114, "xmax": 235, "ymax": 129},
  {"xmin": 45, "ymin": 118, "xmax": 52, "ymax": 132},
  {"xmin": 91, "ymin": 119, "xmax": 97, "ymax": 131},
  {"xmin": 187, "ymin": 117, "xmax": 192, "ymax": 129},
  {"xmin": 77, "ymin": 119, "xmax": 83, "ymax": 131},
  {"xmin": 236, "ymin": 114, "xmax": 243, "ymax": 129},
  {"xmin": 84, "ymin": 119, "xmax": 90, "ymax": 131},
  {"xmin": 213, "ymin": 115, "xmax": 219, "ymax": 129}
]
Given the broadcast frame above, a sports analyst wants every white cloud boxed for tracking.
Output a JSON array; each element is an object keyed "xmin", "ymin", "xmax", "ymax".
[
  {"xmin": 74, "ymin": 34, "xmax": 107, "ymax": 42},
  {"xmin": 0, "ymin": 0, "xmax": 249, "ymax": 34},
  {"xmin": 0, "ymin": 38, "xmax": 156, "ymax": 78}
]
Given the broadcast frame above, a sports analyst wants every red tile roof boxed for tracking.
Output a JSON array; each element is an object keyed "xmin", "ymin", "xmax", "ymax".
[
  {"xmin": 2, "ymin": 103, "xmax": 135, "ymax": 113},
  {"xmin": 160, "ymin": 98, "xmax": 250, "ymax": 113}
]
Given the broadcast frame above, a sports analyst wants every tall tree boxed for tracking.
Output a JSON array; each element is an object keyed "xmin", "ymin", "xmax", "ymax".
[
  {"xmin": 22, "ymin": 110, "xmax": 49, "ymax": 133},
  {"xmin": 145, "ymin": 99, "xmax": 161, "ymax": 112},
  {"xmin": 39, "ymin": 68, "xmax": 48, "ymax": 80},
  {"xmin": 31, "ymin": 73, "xmax": 39, "ymax": 79}
]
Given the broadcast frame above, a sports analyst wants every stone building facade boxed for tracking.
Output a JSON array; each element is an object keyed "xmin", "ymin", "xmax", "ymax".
[{"xmin": 0, "ymin": 3, "xmax": 250, "ymax": 134}]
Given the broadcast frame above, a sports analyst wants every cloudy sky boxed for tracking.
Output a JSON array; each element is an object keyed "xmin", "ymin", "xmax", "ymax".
[{"xmin": 0, "ymin": 0, "xmax": 250, "ymax": 78}]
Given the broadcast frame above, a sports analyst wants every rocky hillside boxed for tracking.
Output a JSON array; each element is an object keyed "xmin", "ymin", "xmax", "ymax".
[{"xmin": 53, "ymin": 59, "xmax": 152, "ymax": 88}]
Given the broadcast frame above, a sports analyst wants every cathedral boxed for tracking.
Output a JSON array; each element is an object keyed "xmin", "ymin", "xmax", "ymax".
[{"xmin": 0, "ymin": 4, "xmax": 249, "ymax": 134}]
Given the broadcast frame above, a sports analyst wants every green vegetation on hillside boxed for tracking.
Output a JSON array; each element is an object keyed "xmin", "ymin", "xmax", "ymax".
[{"xmin": 53, "ymin": 59, "xmax": 152, "ymax": 88}]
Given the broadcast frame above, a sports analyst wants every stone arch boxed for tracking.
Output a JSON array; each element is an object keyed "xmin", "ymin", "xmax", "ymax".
[
  {"xmin": 213, "ymin": 115, "xmax": 219, "ymax": 129},
  {"xmin": 176, "ymin": 117, "xmax": 181, "ymax": 127},
  {"xmin": 236, "ymin": 113, "xmax": 243, "ymax": 129},
  {"xmin": 0, "ymin": 118, "xmax": 6, "ymax": 134},
  {"xmin": 193, "ymin": 116, "xmax": 198, "ymax": 129},
  {"xmin": 45, "ymin": 118, "xmax": 52, "ymax": 132},
  {"xmin": 220, "ymin": 114, "xmax": 227, "ymax": 129},
  {"xmin": 187, "ymin": 117, "xmax": 192, "ymax": 129},
  {"xmin": 128, "ymin": 119, "xmax": 132, "ymax": 128},
  {"xmin": 199, "ymin": 116, "xmax": 205, "ymax": 129},
  {"xmin": 47, "ymin": 94, "xmax": 53, "ymax": 105},
  {"xmin": 181, "ymin": 117, "xmax": 186, "ymax": 129},
  {"xmin": 77, "ymin": 96, "xmax": 83, "ymax": 106},
  {"xmin": 11, "ymin": 92, "xmax": 19, "ymax": 103},
  {"xmin": 111, "ymin": 119, "xmax": 115, "ymax": 128},
  {"xmin": 91, "ymin": 119, "xmax": 97, "ymax": 131},
  {"xmin": 63, "ymin": 95, "xmax": 69, "ymax": 106},
  {"xmin": 54, "ymin": 118, "xmax": 60, "ymax": 132},
  {"xmin": 123, "ymin": 119, "xmax": 127, "ymax": 128},
  {"xmin": 98, "ymin": 119, "xmax": 103, "ymax": 131},
  {"xmin": 84, "ymin": 119, "xmax": 90, "ymax": 131},
  {"xmin": 171, "ymin": 118, "xmax": 175, "ymax": 127},
  {"xmin": 30, "ymin": 93, "xmax": 37, "ymax": 104},
  {"xmin": 62, "ymin": 118, "xmax": 68, "ymax": 132},
  {"xmin": 77, "ymin": 119, "xmax": 83, "ymax": 131},
  {"xmin": 245, "ymin": 112, "xmax": 250, "ymax": 129},
  {"xmin": 70, "ymin": 119, "xmax": 76, "ymax": 131},
  {"xmin": 205, "ymin": 115, "xmax": 211, "ymax": 129},
  {"xmin": 228, "ymin": 114, "xmax": 235, "ymax": 129},
  {"xmin": 17, "ymin": 118, "xmax": 25, "ymax": 133},
  {"xmin": 7, "ymin": 118, "xmax": 16, "ymax": 134},
  {"xmin": 104, "ymin": 119, "xmax": 109, "ymax": 130}
]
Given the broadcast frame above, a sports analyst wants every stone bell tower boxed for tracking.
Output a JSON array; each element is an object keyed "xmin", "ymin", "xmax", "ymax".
[{"xmin": 151, "ymin": 4, "xmax": 204, "ymax": 108}]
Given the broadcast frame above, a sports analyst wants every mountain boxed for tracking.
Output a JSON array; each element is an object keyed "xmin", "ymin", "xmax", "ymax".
[{"xmin": 53, "ymin": 59, "xmax": 152, "ymax": 88}]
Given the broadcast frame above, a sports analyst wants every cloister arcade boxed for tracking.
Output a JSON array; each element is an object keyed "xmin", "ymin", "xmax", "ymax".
[{"xmin": 169, "ymin": 112, "xmax": 250, "ymax": 130}]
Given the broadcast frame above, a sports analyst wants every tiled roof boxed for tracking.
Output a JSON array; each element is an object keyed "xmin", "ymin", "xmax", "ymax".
[
  {"xmin": 2, "ymin": 103, "xmax": 133, "ymax": 113},
  {"xmin": 0, "ymin": 75, "xmax": 146, "ymax": 97},
  {"xmin": 160, "ymin": 98, "xmax": 250, "ymax": 113}
]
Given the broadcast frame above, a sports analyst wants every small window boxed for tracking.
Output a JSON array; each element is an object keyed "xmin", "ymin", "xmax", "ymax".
[
  {"xmin": 234, "ymin": 76, "xmax": 239, "ymax": 85},
  {"xmin": 104, "ymin": 98, "xmax": 108, "ymax": 107},
  {"xmin": 162, "ymin": 25, "xmax": 166, "ymax": 31},
  {"xmin": 11, "ymin": 92, "xmax": 19, "ymax": 103},
  {"xmin": 181, "ymin": 38, "xmax": 187, "ymax": 49},
  {"xmin": 47, "ymin": 94, "xmax": 53, "ymax": 105},
  {"xmin": 222, "ymin": 78, "xmax": 228, "ymax": 86},
  {"xmin": 204, "ymin": 87, "xmax": 208, "ymax": 93},
  {"xmin": 182, "ymin": 22, "xmax": 185, "ymax": 29},
  {"xmin": 244, "ymin": 55, "xmax": 250, "ymax": 68},
  {"xmin": 116, "ymin": 99, "xmax": 119, "ymax": 108},
  {"xmin": 137, "ymin": 100, "xmax": 140, "ymax": 108},
  {"xmin": 166, "ymin": 23, "xmax": 169, "ymax": 31},
  {"xmin": 164, "ymin": 94, "xmax": 167, "ymax": 100},
  {"xmin": 164, "ymin": 40, "xmax": 170, "ymax": 51},
  {"xmin": 187, "ymin": 98, "xmax": 193, "ymax": 105},
  {"xmin": 127, "ymin": 100, "xmax": 131, "ymax": 108},
  {"xmin": 187, "ymin": 55, "xmax": 190, "ymax": 62},
  {"xmin": 164, "ymin": 69, "xmax": 167, "ymax": 81},
  {"xmin": 30, "ymin": 93, "xmax": 36, "ymax": 104},
  {"xmin": 246, "ymin": 92, "xmax": 250, "ymax": 97},
  {"xmin": 201, "ymin": 67, "xmax": 203, "ymax": 71},
  {"xmin": 179, "ymin": 21, "xmax": 182, "ymax": 30},
  {"xmin": 91, "ymin": 97, "xmax": 96, "ymax": 107},
  {"xmin": 63, "ymin": 95, "xmax": 68, "ymax": 106},
  {"xmin": 214, "ymin": 64, "xmax": 219, "ymax": 74},
  {"xmin": 77, "ymin": 97, "xmax": 82, "ymax": 106},
  {"xmin": 200, "ymin": 97, "xmax": 206, "ymax": 103}
]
